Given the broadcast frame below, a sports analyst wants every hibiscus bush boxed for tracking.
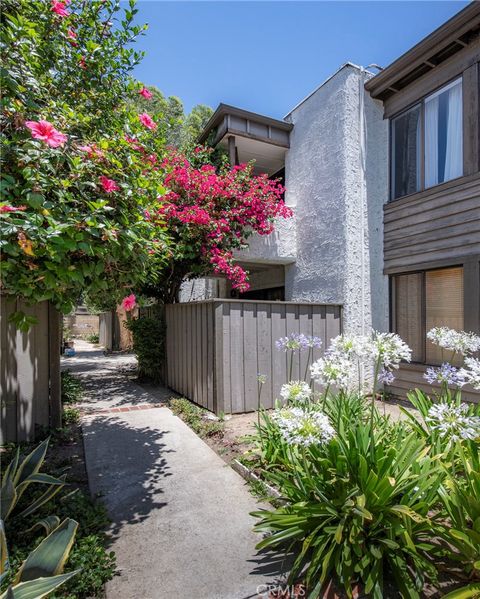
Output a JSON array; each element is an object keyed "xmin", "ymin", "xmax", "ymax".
[
  {"xmin": 147, "ymin": 147, "xmax": 292, "ymax": 302},
  {"xmin": 0, "ymin": 0, "xmax": 170, "ymax": 321}
]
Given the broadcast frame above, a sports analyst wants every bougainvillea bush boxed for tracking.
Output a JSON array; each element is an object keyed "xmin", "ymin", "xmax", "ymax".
[
  {"xmin": 0, "ymin": 0, "xmax": 170, "ymax": 323},
  {"xmin": 149, "ymin": 147, "xmax": 292, "ymax": 302}
]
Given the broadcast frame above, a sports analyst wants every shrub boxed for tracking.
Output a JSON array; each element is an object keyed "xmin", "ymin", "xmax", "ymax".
[
  {"xmin": 0, "ymin": 0, "xmax": 170, "ymax": 322},
  {"xmin": 126, "ymin": 313, "xmax": 165, "ymax": 383},
  {"xmin": 252, "ymin": 416, "xmax": 443, "ymax": 598},
  {"xmin": 169, "ymin": 398, "xmax": 224, "ymax": 439},
  {"xmin": 61, "ymin": 370, "xmax": 83, "ymax": 404},
  {"xmin": 85, "ymin": 332, "xmax": 99, "ymax": 344}
]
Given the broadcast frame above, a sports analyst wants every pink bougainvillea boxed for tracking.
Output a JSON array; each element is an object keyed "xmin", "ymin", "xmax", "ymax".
[
  {"xmin": 121, "ymin": 294, "xmax": 137, "ymax": 312},
  {"xmin": 25, "ymin": 120, "xmax": 67, "ymax": 148},
  {"xmin": 154, "ymin": 150, "xmax": 292, "ymax": 292},
  {"xmin": 139, "ymin": 87, "xmax": 153, "ymax": 100},
  {"xmin": 99, "ymin": 175, "xmax": 119, "ymax": 193},
  {"xmin": 51, "ymin": 0, "xmax": 70, "ymax": 17},
  {"xmin": 139, "ymin": 112, "xmax": 157, "ymax": 130}
]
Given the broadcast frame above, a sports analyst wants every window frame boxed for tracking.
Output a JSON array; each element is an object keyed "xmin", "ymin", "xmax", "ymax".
[
  {"xmin": 389, "ymin": 76, "xmax": 464, "ymax": 202},
  {"xmin": 391, "ymin": 265, "xmax": 464, "ymax": 365}
]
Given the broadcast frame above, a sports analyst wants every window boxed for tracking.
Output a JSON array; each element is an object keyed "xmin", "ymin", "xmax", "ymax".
[
  {"xmin": 425, "ymin": 79, "xmax": 463, "ymax": 187},
  {"xmin": 392, "ymin": 266, "xmax": 464, "ymax": 364},
  {"xmin": 391, "ymin": 78, "xmax": 463, "ymax": 200},
  {"xmin": 392, "ymin": 105, "xmax": 421, "ymax": 199}
]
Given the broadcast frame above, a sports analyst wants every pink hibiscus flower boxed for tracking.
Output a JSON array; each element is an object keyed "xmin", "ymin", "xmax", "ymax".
[
  {"xmin": 0, "ymin": 205, "xmax": 26, "ymax": 214},
  {"xmin": 51, "ymin": 1, "xmax": 70, "ymax": 17},
  {"xmin": 25, "ymin": 120, "xmax": 67, "ymax": 148},
  {"xmin": 99, "ymin": 176, "xmax": 119, "ymax": 193},
  {"xmin": 139, "ymin": 112, "xmax": 157, "ymax": 130},
  {"xmin": 121, "ymin": 294, "xmax": 137, "ymax": 312},
  {"xmin": 139, "ymin": 87, "xmax": 153, "ymax": 100}
]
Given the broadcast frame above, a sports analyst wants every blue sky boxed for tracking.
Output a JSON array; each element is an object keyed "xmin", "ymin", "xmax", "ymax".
[{"xmin": 129, "ymin": 1, "xmax": 469, "ymax": 118}]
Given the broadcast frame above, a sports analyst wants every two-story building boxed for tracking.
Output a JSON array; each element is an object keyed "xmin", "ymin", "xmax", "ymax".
[{"xmin": 182, "ymin": 2, "xmax": 480, "ymax": 400}]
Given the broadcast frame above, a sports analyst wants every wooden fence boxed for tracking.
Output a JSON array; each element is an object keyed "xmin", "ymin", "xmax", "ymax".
[
  {"xmin": 165, "ymin": 300, "xmax": 342, "ymax": 414},
  {"xmin": 1, "ymin": 298, "xmax": 61, "ymax": 443}
]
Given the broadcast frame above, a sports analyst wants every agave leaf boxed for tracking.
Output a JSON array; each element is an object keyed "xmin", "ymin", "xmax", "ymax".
[
  {"xmin": 442, "ymin": 583, "xmax": 480, "ymax": 599},
  {"xmin": 18, "ymin": 473, "xmax": 65, "ymax": 487},
  {"xmin": 1, "ymin": 570, "xmax": 80, "ymax": 599},
  {"xmin": 25, "ymin": 516, "xmax": 61, "ymax": 536},
  {"xmin": 13, "ymin": 439, "xmax": 50, "ymax": 501},
  {"xmin": 2, "ymin": 448, "xmax": 20, "ymax": 485},
  {"xmin": 14, "ymin": 518, "xmax": 78, "ymax": 583},
  {"xmin": 16, "ymin": 475, "xmax": 66, "ymax": 519},
  {"xmin": 0, "ymin": 521, "xmax": 9, "ymax": 584},
  {"xmin": 0, "ymin": 478, "xmax": 17, "ymax": 521}
]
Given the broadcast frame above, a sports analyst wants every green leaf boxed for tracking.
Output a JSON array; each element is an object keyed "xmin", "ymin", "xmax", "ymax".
[
  {"xmin": 1, "ymin": 571, "xmax": 80, "ymax": 599},
  {"xmin": 15, "ymin": 519, "xmax": 78, "ymax": 583}
]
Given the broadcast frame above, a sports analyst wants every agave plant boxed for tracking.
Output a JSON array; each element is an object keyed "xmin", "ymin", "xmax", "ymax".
[
  {"xmin": 252, "ymin": 422, "xmax": 444, "ymax": 599},
  {"xmin": 0, "ymin": 517, "xmax": 79, "ymax": 598},
  {"xmin": 1, "ymin": 438, "xmax": 66, "ymax": 522}
]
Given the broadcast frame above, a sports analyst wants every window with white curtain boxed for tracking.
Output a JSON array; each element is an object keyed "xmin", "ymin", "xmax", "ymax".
[
  {"xmin": 390, "ymin": 77, "xmax": 463, "ymax": 201},
  {"xmin": 425, "ymin": 78, "xmax": 463, "ymax": 187}
]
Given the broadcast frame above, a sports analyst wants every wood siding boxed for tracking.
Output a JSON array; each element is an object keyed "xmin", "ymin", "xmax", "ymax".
[
  {"xmin": 388, "ymin": 364, "xmax": 480, "ymax": 403},
  {"xmin": 384, "ymin": 175, "xmax": 480, "ymax": 272},
  {"xmin": 1, "ymin": 299, "xmax": 61, "ymax": 443},
  {"xmin": 165, "ymin": 300, "xmax": 342, "ymax": 414}
]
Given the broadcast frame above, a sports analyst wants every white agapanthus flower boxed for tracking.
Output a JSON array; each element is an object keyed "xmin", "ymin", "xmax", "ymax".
[
  {"xmin": 427, "ymin": 327, "xmax": 480, "ymax": 356},
  {"xmin": 271, "ymin": 406, "xmax": 335, "ymax": 447},
  {"xmin": 280, "ymin": 381, "xmax": 312, "ymax": 404},
  {"xmin": 461, "ymin": 357, "xmax": 480, "ymax": 390},
  {"xmin": 327, "ymin": 334, "xmax": 369, "ymax": 360},
  {"xmin": 310, "ymin": 355, "xmax": 352, "ymax": 389},
  {"xmin": 426, "ymin": 402, "xmax": 480, "ymax": 443},
  {"xmin": 366, "ymin": 331, "xmax": 412, "ymax": 369}
]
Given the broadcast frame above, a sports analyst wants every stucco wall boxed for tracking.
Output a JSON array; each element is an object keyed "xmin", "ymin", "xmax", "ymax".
[
  {"xmin": 284, "ymin": 64, "xmax": 389, "ymax": 336},
  {"xmin": 234, "ymin": 215, "xmax": 296, "ymax": 265}
]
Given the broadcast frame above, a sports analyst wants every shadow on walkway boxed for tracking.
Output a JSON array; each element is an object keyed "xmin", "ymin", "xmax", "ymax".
[{"xmin": 82, "ymin": 413, "xmax": 173, "ymax": 540}]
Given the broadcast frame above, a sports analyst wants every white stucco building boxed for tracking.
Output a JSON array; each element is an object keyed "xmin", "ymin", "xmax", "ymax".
[{"xmin": 184, "ymin": 63, "xmax": 389, "ymax": 337}]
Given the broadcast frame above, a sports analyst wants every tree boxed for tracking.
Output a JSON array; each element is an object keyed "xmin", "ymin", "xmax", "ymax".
[
  {"xmin": 131, "ymin": 85, "xmax": 213, "ymax": 150},
  {"xmin": 144, "ymin": 147, "xmax": 292, "ymax": 303},
  {"xmin": 0, "ymin": 0, "xmax": 170, "ymax": 324}
]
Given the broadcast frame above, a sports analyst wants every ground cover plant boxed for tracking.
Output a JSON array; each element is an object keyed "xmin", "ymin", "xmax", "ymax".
[
  {"xmin": 248, "ymin": 327, "xmax": 480, "ymax": 598},
  {"xmin": 169, "ymin": 397, "xmax": 225, "ymax": 439}
]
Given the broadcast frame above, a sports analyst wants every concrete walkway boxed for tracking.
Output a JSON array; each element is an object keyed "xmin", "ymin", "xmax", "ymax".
[{"xmin": 64, "ymin": 342, "xmax": 286, "ymax": 599}]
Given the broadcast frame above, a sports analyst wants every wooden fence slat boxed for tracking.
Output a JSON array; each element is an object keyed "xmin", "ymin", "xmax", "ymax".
[
  {"xmin": 243, "ymin": 302, "xmax": 258, "ymax": 412},
  {"xmin": 271, "ymin": 303, "xmax": 287, "ymax": 403},
  {"xmin": 256, "ymin": 303, "xmax": 273, "ymax": 410},
  {"xmin": 206, "ymin": 303, "xmax": 214, "ymax": 412},
  {"xmin": 229, "ymin": 303, "xmax": 245, "ymax": 413}
]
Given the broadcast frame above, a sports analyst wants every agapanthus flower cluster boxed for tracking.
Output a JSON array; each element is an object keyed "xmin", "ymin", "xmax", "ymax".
[
  {"xmin": 310, "ymin": 355, "xmax": 353, "ymax": 389},
  {"xmin": 378, "ymin": 368, "xmax": 395, "ymax": 385},
  {"xmin": 271, "ymin": 406, "xmax": 335, "ymax": 447},
  {"xmin": 366, "ymin": 332, "xmax": 412, "ymax": 369},
  {"xmin": 327, "ymin": 334, "xmax": 369, "ymax": 361},
  {"xmin": 427, "ymin": 327, "xmax": 480, "ymax": 355},
  {"xmin": 461, "ymin": 357, "xmax": 480, "ymax": 390},
  {"xmin": 275, "ymin": 333, "xmax": 322, "ymax": 352},
  {"xmin": 309, "ymin": 331, "xmax": 411, "ymax": 391},
  {"xmin": 155, "ymin": 152, "xmax": 291, "ymax": 291},
  {"xmin": 280, "ymin": 381, "xmax": 312, "ymax": 404},
  {"xmin": 426, "ymin": 402, "xmax": 480, "ymax": 443},
  {"xmin": 424, "ymin": 363, "xmax": 466, "ymax": 387}
]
